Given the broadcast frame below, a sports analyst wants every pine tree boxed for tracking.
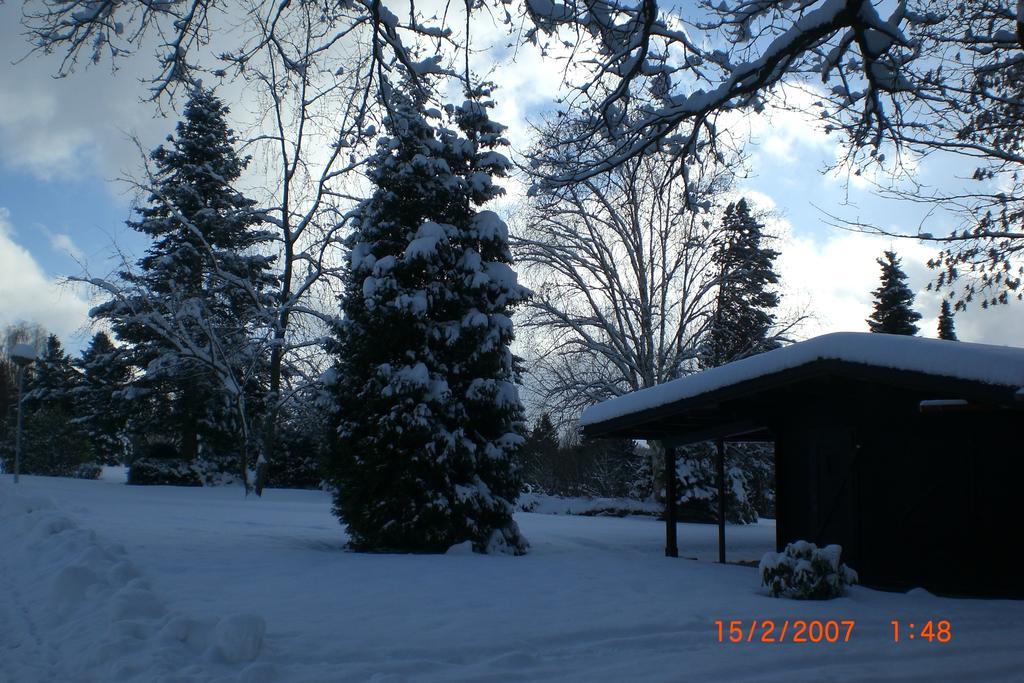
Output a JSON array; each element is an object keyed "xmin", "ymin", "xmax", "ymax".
[
  {"xmin": 18, "ymin": 334, "xmax": 94, "ymax": 476},
  {"xmin": 674, "ymin": 442, "xmax": 759, "ymax": 524},
  {"xmin": 518, "ymin": 412, "xmax": 560, "ymax": 492},
  {"xmin": 92, "ymin": 86, "xmax": 276, "ymax": 476},
  {"xmin": 697, "ymin": 198, "xmax": 780, "ymax": 520},
  {"xmin": 627, "ymin": 444, "xmax": 655, "ymax": 501},
  {"xmin": 867, "ymin": 250, "xmax": 922, "ymax": 335},
  {"xmin": 581, "ymin": 437, "xmax": 640, "ymax": 498},
  {"xmin": 0, "ymin": 325, "xmax": 46, "ymax": 473},
  {"xmin": 0, "ymin": 355, "xmax": 14, "ymax": 444},
  {"xmin": 25, "ymin": 335, "xmax": 80, "ymax": 411},
  {"xmin": 74, "ymin": 332, "xmax": 130, "ymax": 464},
  {"xmin": 703, "ymin": 198, "xmax": 781, "ymax": 368},
  {"xmin": 937, "ymin": 300, "xmax": 958, "ymax": 341},
  {"xmin": 327, "ymin": 81, "xmax": 529, "ymax": 554}
]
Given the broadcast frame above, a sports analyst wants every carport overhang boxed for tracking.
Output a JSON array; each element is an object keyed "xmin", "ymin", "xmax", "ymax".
[
  {"xmin": 579, "ymin": 356, "xmax": 1023, "ymax": 563},
  {"xmin": 581, "ymin": 358, "xmax": 1020, "ymax": 443}
]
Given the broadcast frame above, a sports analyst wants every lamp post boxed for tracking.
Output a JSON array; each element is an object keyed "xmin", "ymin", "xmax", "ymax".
[{"xmin": 10, "ymin": 343, "xmax": 36, "ymax": 484}]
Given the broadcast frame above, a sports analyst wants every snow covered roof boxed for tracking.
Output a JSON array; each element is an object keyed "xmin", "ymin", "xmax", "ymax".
[{"xmin": 581, "ymin": 332, "xmax": 1024, "ymax": 428}]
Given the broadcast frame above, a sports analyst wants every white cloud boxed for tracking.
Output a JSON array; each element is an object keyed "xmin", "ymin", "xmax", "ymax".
[
  {"xmin": 0, "ymin": 208, "xmax": 92, "ymax": 346},
  {"xmin": 0, "ymin": 87, "xmax": 100, "ymax": 180},
  {"xmin": 0, "ymin": 3, "xmax": 171, "ymax": 186},
  {"xmin": 771, "ymin": 217, "xmax": 1024, "ymax": 346},
  {"xmin": 35, "ymin": 224, "xmax": 86, "ymax": 260},
  {"xmin": 49, "ymin": 232, "xmax": 83, "ymax": 260},
  {"xmin": 776, "ymin": 224, "xmax": 933, "ymax": 334},
  {"xmin": 723, "ymin": 85, "xmax": 837, "ymax": 167}
]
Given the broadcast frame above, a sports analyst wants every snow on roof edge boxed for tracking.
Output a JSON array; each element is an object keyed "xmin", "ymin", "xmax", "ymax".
[{"xmin": 580, "ymin": 332, "xmax": 1024, "ymax": 427}]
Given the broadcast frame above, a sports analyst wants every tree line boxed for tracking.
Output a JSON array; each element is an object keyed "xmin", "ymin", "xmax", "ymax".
[{"xmin": 6, "ymin": 0, "xmax": 1020, "ymax": 554}]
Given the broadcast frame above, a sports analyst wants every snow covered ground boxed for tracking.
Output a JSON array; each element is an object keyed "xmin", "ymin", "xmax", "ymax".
[{"xmin": 1, "ymin": 475, "xmax": 1022, "ymax": 682}]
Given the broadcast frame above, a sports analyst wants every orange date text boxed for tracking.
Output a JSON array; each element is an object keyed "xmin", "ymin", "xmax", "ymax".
[{"xmin": 713, "ymin": 620, "xmax": 856, "ymax": 644}]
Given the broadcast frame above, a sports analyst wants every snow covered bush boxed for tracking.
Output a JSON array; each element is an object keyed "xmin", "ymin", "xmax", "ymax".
[
  {"xmin": 518, "ymin": 493, "xmax": 660, "ymax": 517},
  {"xmin": 191, "ymin": 456, "xmax": 243, "ymax": 487},
  {"xmin": 127, "ymin": 458, "xmax": 202, "ymax": 487},
  {"xmin": 127, "ymin": 452, "xmax": 245, "ymax": 487},
  {"xmin": 674, "ymin": 442, "xmax": 759, "ymax": 524},
  {"xmin": 73, "ymin": 463, "xmax": 103, "ymax": 480},
  {"xmin": 264, "ymin": 413, "xmax": 325, "ymax": 489},
  {"xmin": 760, "ymin": 541, "xmax": 858, "ymax": 600}
]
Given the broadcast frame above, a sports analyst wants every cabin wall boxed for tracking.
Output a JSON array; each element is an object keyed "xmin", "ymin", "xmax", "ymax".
[
  {"xmin": 775, "ymin": 403, "xmax": 1021, "ymax": 598},
  {"xmin": 853, "ymin": 412, "xmax": 1021, "ymax": 597},
  {"xmin": 774, "ymin": 403, "xmax": 859, "ymax": 562}
]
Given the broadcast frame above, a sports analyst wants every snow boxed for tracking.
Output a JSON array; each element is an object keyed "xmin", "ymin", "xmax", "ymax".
[
  {"xmin": 405, "ymin": 221, "xmax": 449, "ymax": 261},
  {"xmin": 918, "ymin": 399, "xmax": 969, "ymax": 408},
  {"xmin": 483, "ymin": 261, "xmax": 520, "ymax": 290},
  {"xmin": 2, "ymin": 475, "xmax": 1023, "ymax": 681},
  {"xmin": 472, "ymin": 210, "xmax": 509, "ymax": 242},
  {"xmin": 519, "ymin": 492, "xmax": 662, "ymax": 516},
  {"xmin": 410, "ymin": 55, "xmax": 445, "ymax": 76},
  {"xmin": 526, "ymin": 0, "xmax": 572, "ymax": 22},
  {"xmin": 582, "ymin": 332, "xmax": 1024, "ymax": 426},
  {"xmin": 214, "ymin": 614, "xmax": 266, "ymax": 663}
]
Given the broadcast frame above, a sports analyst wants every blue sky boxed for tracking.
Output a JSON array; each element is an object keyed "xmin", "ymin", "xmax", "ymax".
[
  {"xmin": 1, "ymin": 1, "xmax": 1020, "ymax": 355},
  {"xmin": 0, "ymin": 167, "xmax": 141, "ymax": 272}
]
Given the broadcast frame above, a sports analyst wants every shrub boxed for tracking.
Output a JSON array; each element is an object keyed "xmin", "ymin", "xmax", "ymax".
[
  {"xmin": 127, "ymin": 458, "xmax": 202, "ymax": 486},
  {"xmin": 73, "ymin": 462, "xmax": 103, "ymax": 480},
  {"xmin": 191, "ymin": 454, "xmax": 242, "ymax": 487},
  {"xmin": 265, "ymin": 429, "xmax": 323, "ymax": 490},
  {"xmin": 760, "ymin": 541, "xmax": 858, "ymax": 599},
  {"xmin": 137, "ymin": 437, "xmax": 180, "ymax": 461},
  {"xmin": 1, "ymin": 406, "xmax": 95, "ymax": 477},
  {"xmin": 674, "ymin": 442, "xmax": 760, "ymax": 524}
]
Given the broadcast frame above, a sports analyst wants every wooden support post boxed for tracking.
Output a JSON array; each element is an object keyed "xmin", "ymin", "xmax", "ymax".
[
  {"xmin": 664, "ymin": 444, "xmax": 678, "ymax": 558},
  {"xmin": 716, "ymin": 437, "xmax": 726, "ymax": 564},
  {"xmin": 774, "ymin": 436, "xmax": 784, "ymax": 552}
]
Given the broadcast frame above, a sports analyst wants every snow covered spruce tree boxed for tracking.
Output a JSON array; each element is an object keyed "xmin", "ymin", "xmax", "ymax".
[
  {"xmin": 867, "ymin": 251, "xmax": 922, "ymax": 336},
  {"xmin": 17, "ymin": 334, "xmax": 94, "ymax": 477},
  {"xmin": 668, "ymin": 198, "xmax": 781, "ymax": 522},
  {"xmin": 74, "ymin": 331, "xmax": 131, "ymax": 465},
  {"xmin": 517, "ymin": 413, "xmax": 560, "ymax": 493},
  {"xmin": 937, "ymin": 300, "xmax": 958, "ymax": 341},
  {"xmin": 702, "ymin": 198, "xmax": 781, "ymax": 368},
  {"xmin": 327, "ymin": 81, "xmax": 529, "ymax": 554},
  {"xmin": 89, "ymin": 86, "xmax": 276, "ymax": 488},
  {"xmin": 24, "ymin": 334, "xmax": 80, "ymax": 411}
]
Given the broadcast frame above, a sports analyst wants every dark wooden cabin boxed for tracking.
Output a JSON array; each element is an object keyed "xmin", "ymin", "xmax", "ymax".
[{"xmin": 580, "ymin": 332, "xmax": 1024, "ymax": 598}]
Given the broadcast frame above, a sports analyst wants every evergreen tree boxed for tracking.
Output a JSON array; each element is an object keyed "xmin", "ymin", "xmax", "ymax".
[
  {"xmin": 580, "ymin": 437, "xmax": 640, "ymax": 498},
  {"xmin": 24, "ymin": 335, "xmax": 80, "ymax": 411},
  {"xmin": 937, "ymin": 300, "xmax": 958, "ymax": 341},
  {"xmin": 703, "ymin": 198, "xmax": 781, "ymax": 368},
  {"xmin": 694, "ymin": 199, "xmax": 780, "ymax": 520},
  {"xmin": 518, "ymin": 412, "xmax": 560, "ymax": 492},
  {"xmin": 14, "ymin": 334, "xmax": 94, "ymax": 476},
  {"xmin": 867, "ymin": 250, "xmax": 922, "ymax": 335},
  {"xmin": 264, "ymin": 384, "xmax": 329, "ymax": 489},
  {"xmin": 92, "ymin": 86, "xmax": 276, "ymax": 476},
  {"xmin": 74, "ymin": 332, "xmax": 130, "ymax": 464},
  {"xmin": 327, "ymin": 81, "xmax": 529, "ymax": 554},
  {"xmin": 674, "ymin": 442, "xmax": 759, "ymax": 524},
  {"xmin": 0, "ymin": 325, "xmax": 47, "ymax": 473},
  {"xmin": 0, "ymin": 354, "xmax": 14, "ymax": 440}
]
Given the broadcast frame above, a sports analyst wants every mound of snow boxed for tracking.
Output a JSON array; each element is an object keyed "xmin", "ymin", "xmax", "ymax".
[
  {"xmin": 0, "ymin": 480, "xmax": 269, "ymax": 681},
  {"xmin": 215, "ymin": 614, "xmax": 267, "ymax": 663}
]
